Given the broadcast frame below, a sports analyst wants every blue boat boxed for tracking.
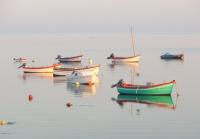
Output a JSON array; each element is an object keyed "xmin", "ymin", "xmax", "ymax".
[{"xmin": 160, "ymin": 53, "xmax": 184, "ymax": 60}]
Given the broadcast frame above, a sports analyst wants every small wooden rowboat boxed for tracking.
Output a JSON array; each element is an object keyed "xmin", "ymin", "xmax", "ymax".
[
  {"xmin": 160, "ymin": 53, "xmax": 184, "ymax": 60},
  {"xmin": 112, "ymin": 79, "xmax": 175, "ymax": 95},
  {"xmin": 19, "ymin": 63, "xmax": 62, "ymax": 73},
  {"xmin": 116, "ymin": 95, "xmax": 175, "ymax": 109},
  {"xmin": 67, "ymin": 71, "xmax": 96, "ymax": 85},
  {"xmin": 56, "ymin": 55, "xmax": 83, "ymax": 62},
  {"xmin": 107, "ymin": 53, "xmax": 141, "ymax": 63},
  {"xmin": 53, "ymin": 64, "xmax": 100, "ymax": 76}
]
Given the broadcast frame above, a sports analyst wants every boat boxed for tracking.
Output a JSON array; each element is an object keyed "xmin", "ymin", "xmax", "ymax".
[
  {"xmin": 53, "ymin": 64, "xmax": 100, "ymax": 76},
  {"xmin": 107, "ymin": 26, "xmax": 141, "ymax": 63},
  {"xmin": 55, "ymin": 54, "xmax": 83, "ymax": 62},
  {"xmin": 67, "ymin": 71, "xmax": 96, "ymax": 85},
  {"xmin": 18, "ymin": 63, "xmax": 62, "ymax": 73},
  {"xmin": 116, "ymin": 95, "xmax": 175, "ymax": 109},
  {"xmin": 107, "ymin": 54, "xmax": 141, "ymax": 63},
  {"xmin": 13, "ymin": 57, "xmax": 27, "ymax": 63},
  {"xmin": 111, "ymin": 79, "xmax": 175, "ymax": 95},
  {"xmin": 160, "ymin": 53, "xmax": 184, "ymax": 60}
]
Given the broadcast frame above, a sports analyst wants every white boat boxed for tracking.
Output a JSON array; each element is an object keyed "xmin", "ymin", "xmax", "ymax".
[
  {"xmin": 107, "ymin": 26, "xmax": 141, "ymax": 63},
  {"xmin": 107, "ymin": 54, "xmax": 140, "ymax": 63},
  {"xmin": 53, "ymin": 65, "xmax": 100, "ymax": 76},
  {"xmin": 19, "ymin": 63, "xmax": 62, "ymax": 73},
  {"xmin": 67, "ymin": 71, "xmax": 96, "ymax": 85},
  {"xmin": 55, "ymin": 55, "xmax": 83, "ymax": 62}
]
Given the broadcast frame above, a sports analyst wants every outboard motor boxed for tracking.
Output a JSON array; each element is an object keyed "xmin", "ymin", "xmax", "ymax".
[
  {"xmin": 107, "ymin": 53, "xmax": 115, "ymax": 59},
  {"xmin": 56, "ymin": 55, "xmax": 61, "ymax": 59},
  {"xmin": 18, "ymin": 63, "xmax": 26, "ymax": 68},
  {"xmin": 111, "ymin": 79, "xmax": 124, "ymax": 88}
]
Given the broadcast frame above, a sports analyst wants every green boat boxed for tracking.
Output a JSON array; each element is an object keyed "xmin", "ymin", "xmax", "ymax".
[
  {"xmin": 117, "ymin": 94, "xmax": 175, "ymax": 109},
  {"xmin": 112, "ymin": 79, "xmax": 175, "ymax": 95}
]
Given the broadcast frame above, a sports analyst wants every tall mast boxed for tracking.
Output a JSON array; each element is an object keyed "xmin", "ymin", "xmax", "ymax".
[{"xmin": 131, "ymin": 25, "xmax": 135, "ymax": 56}]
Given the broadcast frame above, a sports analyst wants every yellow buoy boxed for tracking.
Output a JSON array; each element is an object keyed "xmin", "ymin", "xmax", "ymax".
[{"xmin": 75, "ymin": 82, "xmax": 80, "ymax": 86}]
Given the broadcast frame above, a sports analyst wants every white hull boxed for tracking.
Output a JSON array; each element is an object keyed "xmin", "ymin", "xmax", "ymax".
[
  {"xmin": 23, "ymin": 67, "xmax": 54, "ymax": 73},
  {"xmin": 67, "ymin": 72, "xmax": 96, "ymax": 84},
  {"xmin": 112, "ymin": 55, "xmax": 140, "ymax": 63},
  {"xmin": 53, "ymin": 66, "xmax": 100, "ymax": 76},
  {"xmin": 22, "ymin": 64, "xmax": 62, "ymax": 73}
]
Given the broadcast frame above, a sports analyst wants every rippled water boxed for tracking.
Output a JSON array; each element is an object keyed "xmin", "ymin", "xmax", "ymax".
[{"xmin": 0, "ymin": 33, "xmax": 200, "ymax": 139}]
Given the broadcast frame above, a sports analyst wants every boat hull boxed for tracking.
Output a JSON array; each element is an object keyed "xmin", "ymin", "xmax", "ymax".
[
  {"xmin": 111, "ymin": 55, "xmax": 140, "ymax": 63},
  {"xmin": 117, "ymin": 81, "xmax": 174, "ymax": 95},
  {"xmin": 160, "ymin": 54, "xmax": 184, "ymax": 60},
  {"xmin": 57, "ymin": 55, "xmax": 82, "ymax": 62},
  {"xmin": 53, "ymin": 65, "xmax": 100, "ymax": 76},
  {"xmin": 22, "ymin": 64, "xmax": 62, "ymax": 73}
]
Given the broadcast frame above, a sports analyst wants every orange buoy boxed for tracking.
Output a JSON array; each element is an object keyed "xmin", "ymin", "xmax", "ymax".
[
  {"xmin": 88, "ymin": 81, "xmax": 93, "ymax": 86},
  {"xmin": 28, "ymin": 95, "xmax": 33, "ymax": 102}
]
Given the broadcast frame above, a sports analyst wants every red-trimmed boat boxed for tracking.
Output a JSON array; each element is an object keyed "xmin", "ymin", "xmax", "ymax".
[
  {"xmin": 19, "ymin": 63, "xmax": 62, "ymax": 73},
  {"xmin": 112, "ymin": 79, "xmax": 175, "ymax": 95},
  {"xmin": 56, "ymin": 55, "xmax": 83, "ymax": 62}
]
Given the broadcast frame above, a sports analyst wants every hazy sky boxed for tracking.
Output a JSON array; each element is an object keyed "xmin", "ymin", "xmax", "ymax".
[{"xmin": 0, "ymin": 0, "xmax": 200, "ymax": 34}]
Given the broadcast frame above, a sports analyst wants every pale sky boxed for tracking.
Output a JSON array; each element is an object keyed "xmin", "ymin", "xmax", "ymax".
[{"xmin": 0, "ymin": 0, "xmax": 199, "ymax": 34}]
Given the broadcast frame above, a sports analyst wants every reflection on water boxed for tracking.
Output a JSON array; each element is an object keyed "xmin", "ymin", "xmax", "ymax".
[
  {"xmin": 108, "ymin": 62, "xmax": 139, "ymax": 70},
  {"xmin": 20, "ymin": 73, "xmax": 53, "ymax": 81},
  {"xmin": 53, "ymin": 76, "xmax": 67, "ymax": 84},
  {"xmin": 112, "ymin": 95, "xmax": 176, "ymax": 110},
  {"xmin": 66, "ymin": 83, "xmax": 98, "ymax": 97}
]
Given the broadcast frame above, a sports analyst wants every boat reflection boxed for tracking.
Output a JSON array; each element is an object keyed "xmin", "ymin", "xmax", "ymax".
[
  {"xmin": 108, "ymin": 62, "xmax": 139, "ymax": 69},
  {"xmin": 113, "ymin": 94, "xmax": 176, "ymax": 110},
  {"xmin": 66, "ymin": 83, "xmax": 98, "ymax": 97},
  {"xmin": 53, "ymin": 76, "xmax": 67, "ymax": 84},
  {"xmin": 20, "ymin": 73, "xmax": 53, "ymax": 81}
]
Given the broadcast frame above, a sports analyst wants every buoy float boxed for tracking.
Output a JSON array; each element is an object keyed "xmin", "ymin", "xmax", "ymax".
[
  {"xmin": 66, "ymin": 102, "xmax": 72, "ymax": 107},
  {"xmin": 88, "ymin": 81, "xmax": 93, "ymax": 86},
  {"xmin": 75, "ymin": 82, "xmax": 80, "ymax": 86},
  {"xmin": 28, "ymin": 95, "xmax": 33, "ymax": 102}
]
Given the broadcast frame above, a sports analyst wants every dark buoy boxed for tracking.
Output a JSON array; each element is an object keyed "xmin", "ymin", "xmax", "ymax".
[{"xmin": 66, "ymin": 102, "xmax": 72, "ymax": 107}]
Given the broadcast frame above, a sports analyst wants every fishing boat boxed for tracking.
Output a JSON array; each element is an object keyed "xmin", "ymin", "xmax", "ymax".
[
  {"xmin": 53, "ymin": 64, "xmax": 100, "ymax": 76},
  {"xmin": 18, "ymin": 63, "xmax": 62, "ymax": 73},
  {"xmin": 160, "ymin": 53, "xmax": 184, "ymax": 60},
  {"xmin": 67, "ymin": 71, "xmax": 96, "ymax": 85},
  {"xmin": 111, "ymin": 79, "xmax": 175, "ymax": 95},
  {"xmin": 55, "ymin": 54, "xmax": 83, "ymax": 62},
  {"xmin": 116, "ymin": 95, "xmax": 175, "ymax": 109},
  {"xmin": 107, "ymin": 26, "xmax": 141, "ymax": 63}
]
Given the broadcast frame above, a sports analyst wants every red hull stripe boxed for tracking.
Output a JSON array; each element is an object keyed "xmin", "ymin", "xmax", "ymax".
[{"xmin": 122, "ymin": 80, "xmax": 175, "ymax": 89}]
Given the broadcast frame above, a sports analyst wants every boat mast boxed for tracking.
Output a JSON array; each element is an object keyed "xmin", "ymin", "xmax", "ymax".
[{"xmin": 131, "ymin": 25, "xmax": 136, "ymax": 56}]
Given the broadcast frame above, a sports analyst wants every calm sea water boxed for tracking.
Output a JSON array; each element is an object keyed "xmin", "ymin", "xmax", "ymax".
[{"xmin": 0, "ymin": 33, "xmax": 200, "ymax": 139}]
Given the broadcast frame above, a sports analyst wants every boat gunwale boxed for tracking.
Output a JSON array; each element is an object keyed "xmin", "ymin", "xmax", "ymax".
[
  {"xmin": 112, "ymin": 55, "xmax": 141, "ymax": 60},
  {"xmin": 118, "ymin": 80, "xmax": 175, "ymax": 90},
  {"xmin": 58, "ymin": 55, "xmax": 83, "ymax": 60}
]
